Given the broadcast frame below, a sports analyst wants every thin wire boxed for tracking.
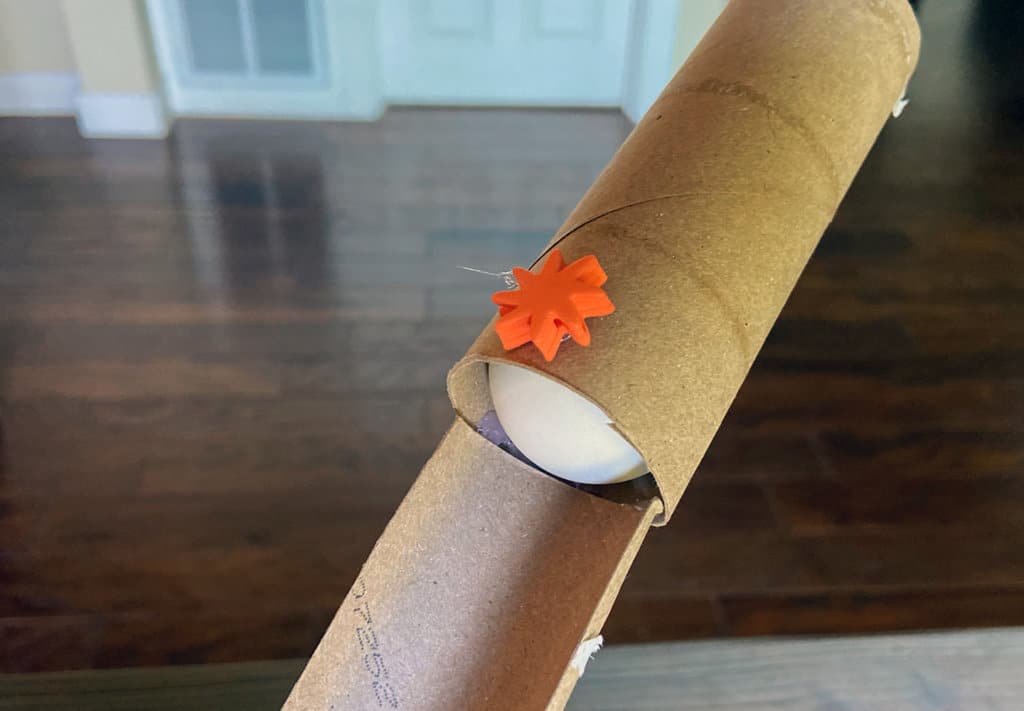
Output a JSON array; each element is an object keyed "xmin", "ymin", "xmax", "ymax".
[{"xmin": 456, "ymin": 265, "xmax": 518, "ymax": 289}]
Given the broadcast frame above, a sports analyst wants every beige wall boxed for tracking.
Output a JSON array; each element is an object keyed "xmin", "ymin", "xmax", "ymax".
[
  {"xmin": 0, "ymin": 0, "xmax": 74, "ymax": 73},
  {"xmin": 60, "ymin": 0, "xmax": 159, "ymax": 93},
  {"xmin": 0, "ymin": 0, "xmax": 159, "ymax": 94}
]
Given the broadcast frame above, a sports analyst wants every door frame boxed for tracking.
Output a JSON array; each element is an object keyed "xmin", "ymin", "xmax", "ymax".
[{"xmin": 623, "ymin": 0, "xmax": 681, "ymax": 122}]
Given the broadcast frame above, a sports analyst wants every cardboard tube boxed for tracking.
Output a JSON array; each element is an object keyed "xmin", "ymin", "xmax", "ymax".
[
  {"xmin": 449, "ymin": 0, "xmax": 920, "ymax": 523},
  {"xmin": 287, "ymin": 3, "xmax": 921, "ymax": 709}
]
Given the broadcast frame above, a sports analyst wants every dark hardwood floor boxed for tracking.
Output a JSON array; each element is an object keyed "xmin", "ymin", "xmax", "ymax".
[{"xmin": 1, "ymin": 2, "xmax": 1023, "ymax": 672}]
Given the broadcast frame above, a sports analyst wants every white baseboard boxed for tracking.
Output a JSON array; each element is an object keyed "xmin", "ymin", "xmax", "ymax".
[
  {"xmin": 75, "ymin": 91, "xmax": 169, "ymax": 139},
  {"xmin": 0, "ymin": 72, "xmax": 79, "ymax": 115}
]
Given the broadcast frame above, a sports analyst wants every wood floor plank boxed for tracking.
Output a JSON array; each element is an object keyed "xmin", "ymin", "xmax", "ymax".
[
  {"xmin": 769, "ymin": 477, "xmax": 1024, "ymax": 535},
  {"xmin": 722, "ymin": 590, "xmax": 1024, "ymax": 637}
]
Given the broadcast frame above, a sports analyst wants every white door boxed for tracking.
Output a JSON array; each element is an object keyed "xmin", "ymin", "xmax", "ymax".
[{"xmin": 380, "ymin": 0, "xmax": 634, "ymax": 106}]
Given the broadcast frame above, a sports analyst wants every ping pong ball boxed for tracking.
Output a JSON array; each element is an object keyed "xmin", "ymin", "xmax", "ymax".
[{"xmin": 487, "ymin": 362, "xmax": 647, "ymax": 485}]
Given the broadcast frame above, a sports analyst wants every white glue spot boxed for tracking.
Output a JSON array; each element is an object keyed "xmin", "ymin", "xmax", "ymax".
[
  {"xmin": 892, "ymin": 95, "xmax": 909, "ymax": 118},
  {"xmin": 570, "ymin": 635, "xmax": 604, "ymax": 676}
]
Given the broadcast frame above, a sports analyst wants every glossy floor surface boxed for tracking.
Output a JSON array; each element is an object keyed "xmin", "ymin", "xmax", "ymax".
[{"xmin": 2, "ymin": 2, "xmax": 1023, "ymax": 671}]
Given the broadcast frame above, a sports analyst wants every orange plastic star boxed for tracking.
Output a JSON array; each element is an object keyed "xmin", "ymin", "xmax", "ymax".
[{"xmin": 491, "ymin": 249, "xmax": 615, "ymax": 362}]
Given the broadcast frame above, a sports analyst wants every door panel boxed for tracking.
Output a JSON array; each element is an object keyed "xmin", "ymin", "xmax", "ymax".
[
  {"xmin": 534, "ymin": 0, "xmax": 598, "ymax": 36},
  {"xmin": 163, "ymin": 0, "xmax": 326, "ymax": 89},
  {"xmin": 180, "ymin": 0, "xmax": 247, "ymax": 74},
  {"xmin": 423, "ymin": 0, "xmax": 493, "ymax": 36},
  {"xmin": 250, "ymin": 0, "xmax": 315, "ymax": 74}
]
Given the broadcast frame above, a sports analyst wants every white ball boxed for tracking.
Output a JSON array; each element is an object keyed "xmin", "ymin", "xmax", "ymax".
[{"xmin": 488, "ymin": 362, "xmax": 647, "ymax": 485}]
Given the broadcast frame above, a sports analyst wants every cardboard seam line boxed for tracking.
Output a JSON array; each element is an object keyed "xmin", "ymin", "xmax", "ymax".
[
  {"xmin": 671, "ymin": 79, "xmax": 843, "ymax": 203},
  {"xmin": 598, "ymin": 223, "xmax": 758, "ymax": 361},
  {"xmin": 530, "ymin": 189, "xmax": 835, "ymax": 271}
]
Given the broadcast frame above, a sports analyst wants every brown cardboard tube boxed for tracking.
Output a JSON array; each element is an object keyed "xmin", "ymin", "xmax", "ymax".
[
  {"xmin": 449, "ymin": 0, "xmax": 920, "ymax": 523},
  {"xmin": 286, "ymin": 2, "xmax": 920, "ymax": 708}
]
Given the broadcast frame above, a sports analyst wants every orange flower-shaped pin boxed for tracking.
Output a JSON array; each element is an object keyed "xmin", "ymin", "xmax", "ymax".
[{"xmin": 491, "ymin": 249, "xmax": 614, "ymax": 362}]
